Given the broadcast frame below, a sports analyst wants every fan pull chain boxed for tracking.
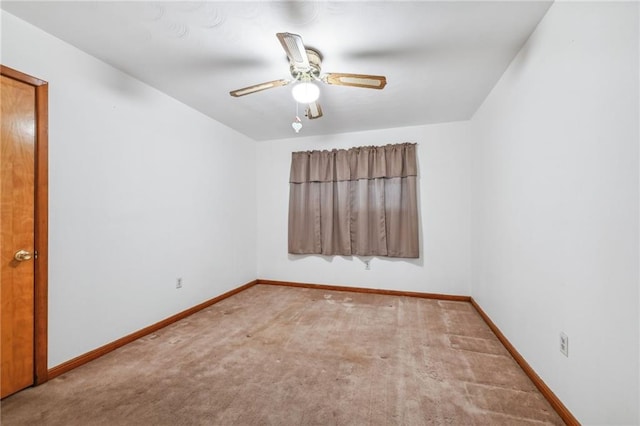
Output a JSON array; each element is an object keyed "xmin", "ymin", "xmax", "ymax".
[{"xmin": 292, "ymin": 102, "xmax": 302, "ymax": 133}]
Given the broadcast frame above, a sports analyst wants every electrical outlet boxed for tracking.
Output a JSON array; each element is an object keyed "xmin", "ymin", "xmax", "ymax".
[
  {"xmin": 364, "ymin": 260, "xmax": 371, "ymax": 270},
  {"xmin": 176, "ymin": 278, "xmax": 182, "ymax": 289},
  {"xmin": 559, "ymin": 332, "xmax": 568, "ymax": 357}
]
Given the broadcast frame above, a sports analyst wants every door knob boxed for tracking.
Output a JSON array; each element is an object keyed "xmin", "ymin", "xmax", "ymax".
[{"xmin": 14, "ymin": 250, "xmax": 32, "ymax": 262}]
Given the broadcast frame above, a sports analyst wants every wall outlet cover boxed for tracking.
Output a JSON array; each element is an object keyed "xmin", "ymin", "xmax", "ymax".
[{"xmin": 559, "ymin": 332, "xmax": 568, "ymax": 357}]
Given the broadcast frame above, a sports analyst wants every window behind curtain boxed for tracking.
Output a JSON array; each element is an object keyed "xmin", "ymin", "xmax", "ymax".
[{"xmin": 288, "ymin": 142, "xmax": 419, "ymax": 258}]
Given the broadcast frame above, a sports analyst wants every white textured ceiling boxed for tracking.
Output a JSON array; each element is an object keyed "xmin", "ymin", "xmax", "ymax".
[{"xmin": 2, "ymin": 1, "xmax": 552, "ymax": 141}]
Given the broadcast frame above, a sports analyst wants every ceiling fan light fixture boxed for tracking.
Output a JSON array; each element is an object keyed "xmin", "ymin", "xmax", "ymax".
[{"xmin": 292, "ymin": 81, "xmax": 320, "ymax": 103}]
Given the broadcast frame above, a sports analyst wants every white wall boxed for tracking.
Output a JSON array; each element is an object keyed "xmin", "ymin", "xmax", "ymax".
[
  {"xmin": 470, "ymin": 2, "xmax": 639, "ymax": 425},
  {"xmin": 257, "ymin": 122, "xmax": 472, "ymax": 296},
  {"xmin": 1, "ymin": 11, "xmax": 257, "ymax": 368}
]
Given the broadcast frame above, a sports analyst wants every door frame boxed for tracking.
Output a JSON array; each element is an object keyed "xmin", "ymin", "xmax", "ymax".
[{"xmin": 1, "ymin": 65, "xmax": 48, "ymax": 386}]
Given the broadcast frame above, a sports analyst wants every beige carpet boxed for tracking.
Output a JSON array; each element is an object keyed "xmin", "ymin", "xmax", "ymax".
[{"xmin": 1, "ymin": 284, "xmax": 564, "ymax": 425}]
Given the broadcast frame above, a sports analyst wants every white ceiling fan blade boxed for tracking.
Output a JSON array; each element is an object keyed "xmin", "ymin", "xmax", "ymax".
[
  {"xmin": 306, "ymin": 101, "xmax": 323, "ymax": 120},
  {"xmin": 322, "ymin": 73, "xmax": 387, "ymax": 90},
  {"xmin": 276, "ymin": 32, "xmax": 310, "ymax": 71},
  {"xmin": 229, "ymin": 79, "xmax": 290, "ymax": 97}
]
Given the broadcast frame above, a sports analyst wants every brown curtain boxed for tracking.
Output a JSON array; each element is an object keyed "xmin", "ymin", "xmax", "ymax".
[{"xmin": 288, "ymin": 143, "xmax": 419, "ymax": 258}]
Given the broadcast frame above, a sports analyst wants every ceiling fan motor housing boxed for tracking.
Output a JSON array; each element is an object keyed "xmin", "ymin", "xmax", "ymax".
[{"xmin": 290, "ymin": 48, "xmax": 322, "ymax": 81}]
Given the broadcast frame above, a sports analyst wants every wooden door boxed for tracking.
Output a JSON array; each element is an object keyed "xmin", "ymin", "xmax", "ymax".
[{"xmin": 0, "ymin": 67, "xmax": 48, "ymax": 398}]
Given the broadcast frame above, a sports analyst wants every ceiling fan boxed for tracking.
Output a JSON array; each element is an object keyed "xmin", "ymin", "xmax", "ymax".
[{"xmin": 229, "ymin": 32, "xmax": 387, "ymax": 120}]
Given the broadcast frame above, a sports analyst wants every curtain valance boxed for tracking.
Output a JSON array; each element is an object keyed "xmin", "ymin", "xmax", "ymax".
[{"xmin": 289, "ymin": 143, "xmax": 417, "ymax": 183}]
